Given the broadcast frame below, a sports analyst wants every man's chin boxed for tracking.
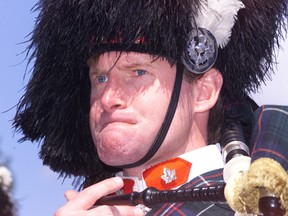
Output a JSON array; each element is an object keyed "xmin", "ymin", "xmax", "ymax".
[{"xmin": 99, "ymin": 154, "xmax": 141, "ymax": 167}]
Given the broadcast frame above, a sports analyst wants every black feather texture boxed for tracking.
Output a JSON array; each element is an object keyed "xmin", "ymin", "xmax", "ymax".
[{"xmin": 216, "ymin": 0, "xmax": 288, "ymax": 100}]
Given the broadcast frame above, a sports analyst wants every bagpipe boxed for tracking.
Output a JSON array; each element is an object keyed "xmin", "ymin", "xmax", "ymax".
[{"xmin": 93, "ymin": 99, "xmax": 288, "ymax": 216}]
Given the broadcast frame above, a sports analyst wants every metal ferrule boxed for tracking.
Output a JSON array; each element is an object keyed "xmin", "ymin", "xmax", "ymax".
[{"xmin": 222, "ymin": 141, "xmax": 250, "ymax": 163}]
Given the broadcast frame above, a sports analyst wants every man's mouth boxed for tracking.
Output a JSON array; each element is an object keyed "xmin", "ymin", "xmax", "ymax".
[{"xmin": 100, "ymin": 115, "xmax": 137, "ymax": 131}]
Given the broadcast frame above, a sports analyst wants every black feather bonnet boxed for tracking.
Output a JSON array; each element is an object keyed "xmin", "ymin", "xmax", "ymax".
[{"xmin": 14, "ymin": 0, "xmax": 288, "ymax": 183}]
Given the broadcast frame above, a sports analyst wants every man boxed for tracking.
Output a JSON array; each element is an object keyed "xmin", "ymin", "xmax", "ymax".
[
  {"xmin": 59, "ymin": 50, "xmax": 224, "ymax": 215},
  {"xmin": 14, "ymin": 0, "xmax": 288, "ymax": 215}
]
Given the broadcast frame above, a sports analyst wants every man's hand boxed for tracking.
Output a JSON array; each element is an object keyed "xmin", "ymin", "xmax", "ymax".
[{"xmin": 54, "ymin": 177, "xmax": 144, "ymax": 216}]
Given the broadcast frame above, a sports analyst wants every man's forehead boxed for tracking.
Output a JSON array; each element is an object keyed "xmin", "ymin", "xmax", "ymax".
[
  {"xmin": 89, "ymin": 51, "xmax": 164, "ymax": 70},
  {"xmin": 100, "ymin": 51, "xmax": 156, "ymax": 62}
]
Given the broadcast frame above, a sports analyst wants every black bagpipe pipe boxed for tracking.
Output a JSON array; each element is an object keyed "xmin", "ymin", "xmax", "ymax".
[
  {"xmin": 93, "ymin": 100, "xmax": 286, "ymax": 215},
  {"xmin": 95, "ymin": 184, "xmax": 226, "ymax": 207},
  {"xmin": 93, "ymin": 183, "xmax": 284, "ymax": 216}
]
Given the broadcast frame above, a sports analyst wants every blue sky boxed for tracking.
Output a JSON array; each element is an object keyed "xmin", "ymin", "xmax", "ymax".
[
  {"xmin": 0, "ymin": 1, "xmax": 287, "ymax": 216},
  {"xmin": 0, "ymin": 1, "xmax": 73, "ymax": 216}
]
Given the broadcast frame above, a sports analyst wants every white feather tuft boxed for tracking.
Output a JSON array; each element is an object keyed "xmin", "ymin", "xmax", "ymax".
[
  {"xmin": 0, "ymin": 166, "xmax": 13, "ymax": 192},
  {"xmin": 195, "ymin": 0, "xmax": 245, "ymax": 48}
]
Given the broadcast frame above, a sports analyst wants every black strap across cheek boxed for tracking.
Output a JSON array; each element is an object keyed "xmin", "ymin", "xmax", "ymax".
[{"xmin": 116, "ymin": 64, "xmax": 184, "ymax": 169}]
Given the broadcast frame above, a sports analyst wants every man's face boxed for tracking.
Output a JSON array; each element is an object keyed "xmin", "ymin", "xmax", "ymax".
[{"xmin": 89, "ymin": 52, "xmax": 196, "ymax": 167}]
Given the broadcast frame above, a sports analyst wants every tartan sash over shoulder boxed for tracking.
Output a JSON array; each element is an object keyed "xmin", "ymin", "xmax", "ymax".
[{"xmin": 251, "ymin": 105, "xmax": 288, "ymax": 171}]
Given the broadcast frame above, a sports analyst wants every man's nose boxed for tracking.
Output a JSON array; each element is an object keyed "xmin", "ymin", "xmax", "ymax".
[{"xmin": 100, "ymin": 77, "xmax": 127, "ymax": 112}]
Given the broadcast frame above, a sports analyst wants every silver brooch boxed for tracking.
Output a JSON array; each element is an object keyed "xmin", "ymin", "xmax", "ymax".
[
  {"xmin": 161, "ymin": 167, "xmax": 177, "ymax": 184},
  {"xmin": 182, "ymin": 28, "xmax": 218, "ymax": 74}
]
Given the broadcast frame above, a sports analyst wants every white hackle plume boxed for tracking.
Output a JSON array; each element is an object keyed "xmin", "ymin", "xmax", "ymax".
[
  {"xmin": 0, "ymin": 166, "xmax": 13, "ymax": 192},
  {"xmin": 195, "ymin": 0, "xmax": 245, "ymax": 48}
]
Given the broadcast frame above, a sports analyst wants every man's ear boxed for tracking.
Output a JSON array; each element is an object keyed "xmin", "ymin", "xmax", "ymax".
[{"xmin": 193, "ymin": 68, "xmax": 223, "ymax": 113}]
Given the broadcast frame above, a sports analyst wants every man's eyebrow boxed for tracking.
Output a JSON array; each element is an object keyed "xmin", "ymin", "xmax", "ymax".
[
  {"xmin": 89, "ymin": 64, "xmax": 103, "ymax": 76},
  {"xmin": 118, "ymin": 61, "xmax": 154, "ymax": 70}
]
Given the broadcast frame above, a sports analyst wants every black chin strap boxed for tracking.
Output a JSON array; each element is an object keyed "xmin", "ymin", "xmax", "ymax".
[{"xmin": 117, "ymin": 64, "xmax": 184, "ymax": 169}]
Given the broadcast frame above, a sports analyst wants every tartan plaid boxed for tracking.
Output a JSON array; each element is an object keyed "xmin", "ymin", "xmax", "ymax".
[
  {"xmin": 251, "ymin": 105, "xmax": 288, "ymax": 171},
  {"xmin": 147, "ymin": 168, "xmax": 234, "ymax": 216}
]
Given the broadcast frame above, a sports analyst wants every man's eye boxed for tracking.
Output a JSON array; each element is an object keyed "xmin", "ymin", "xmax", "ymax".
[
  {"xmin": 134, "ymin": 69, "xmax": 147, "ymax": 76},
  {"xmin": 96, "ymin": 75, "xmax": 109, "ymax": 83}
]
